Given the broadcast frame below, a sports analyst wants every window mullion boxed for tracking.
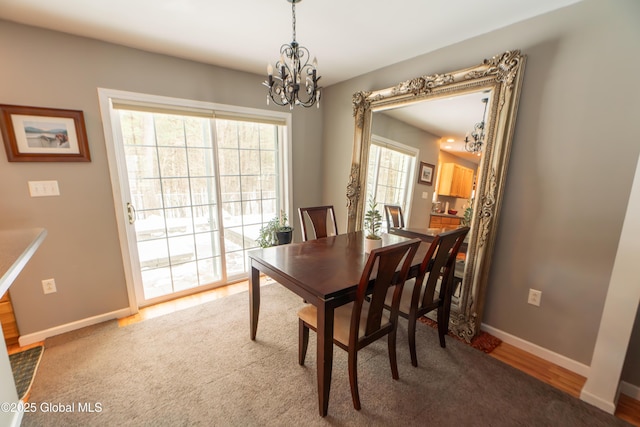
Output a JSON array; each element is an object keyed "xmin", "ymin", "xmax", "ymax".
[{"xmin": 210, "ymin": 118, "xmax": 228, "ymax": 283}]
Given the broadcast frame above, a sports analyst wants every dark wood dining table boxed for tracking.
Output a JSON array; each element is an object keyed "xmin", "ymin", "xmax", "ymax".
[
  {"xmin": 248, "ymin": 230, "xmax": 429, "ymax": 416},
  {"xmin": 388, "ymin": 226, "xmax": 468, "ymax": 254},
  {"xmin": 388, "ymin": 226, "xmax": 447, "ymax": 241}
]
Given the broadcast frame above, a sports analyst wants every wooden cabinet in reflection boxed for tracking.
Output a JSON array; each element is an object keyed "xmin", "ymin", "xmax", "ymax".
[
  {"xmin": 0, "ymin": 291, "xmax": 19, "ymax": 347},
  {"xmin": 429, "ymin": 214, "xmax": 462, "ymax": 230},
  {"xmin": 438, "ymin": 163, "xmax": 474, "ymax": 199}
]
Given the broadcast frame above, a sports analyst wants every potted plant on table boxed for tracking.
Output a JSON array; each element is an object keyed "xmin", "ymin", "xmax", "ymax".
[
  {"xmin": 256, "ymin": 210, "xmax": 293, "ymax": 248},
  {"xmin": 462, "ymin": 198, "xmax": 474, "ymax": 227},
  {"xmin": 363, "ymin": 198, "xmax": 383, "ymax": 253}
]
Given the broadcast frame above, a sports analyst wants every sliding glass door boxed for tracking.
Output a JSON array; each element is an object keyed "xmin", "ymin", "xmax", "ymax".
[{"xmin": 100, "ymin": 90, "xmax": 289, "ymax": 307}]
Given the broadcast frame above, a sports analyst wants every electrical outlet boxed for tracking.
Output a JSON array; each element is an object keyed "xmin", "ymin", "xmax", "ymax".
[
  {"xmin": 528, "ymin": 288, "xmax": 541, "ymax": 306},
  {"xmin": 42, "ymin": 278, "xmax": 57, "ymax": 294}
]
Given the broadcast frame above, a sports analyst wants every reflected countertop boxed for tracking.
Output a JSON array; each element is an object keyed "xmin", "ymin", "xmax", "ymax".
[{"xmin": 430, "ymin": 212, "xmax": 462, "ymax": 219}]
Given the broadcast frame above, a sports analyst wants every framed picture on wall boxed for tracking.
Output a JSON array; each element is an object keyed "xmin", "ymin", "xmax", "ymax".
[
  {"xmin": 418, "ymin": 161, "xmax": 435, "ymax": 185},
  {"xmin": 0, "ymin": 104, "xmax": 91, "ymax": 162}
]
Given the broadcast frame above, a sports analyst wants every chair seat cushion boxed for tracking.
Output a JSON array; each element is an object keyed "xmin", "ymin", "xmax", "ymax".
[
  {"xmin": 385, "ymin": 278, "xmax": 419, "ymax": 315},
  {"xmin": 298, "ymin": 302, "xmax": 390, "ymax": 347},
  {"xmin": 385, "ymin": 276, "xmax": 444, "ymax": 315}
]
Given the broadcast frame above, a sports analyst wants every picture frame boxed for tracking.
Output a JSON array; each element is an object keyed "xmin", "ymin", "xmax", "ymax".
[
  {"xmin": 418, "ymin": 161, "xmax": 435, "ymax": 185},
  {"xmin": 0, "ymin": 104, "xmax": 91, "ymax": 162}
]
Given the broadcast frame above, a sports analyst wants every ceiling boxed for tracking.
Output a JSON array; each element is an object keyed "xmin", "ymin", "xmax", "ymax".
[
  {"xmin": 0, "ymin": 0, "xmax": 580, "ymax": 86},
  {"xmin": 0, "ymin": 0, "xmax": 580, "ymax": 160},
  {"xmin": 381, "ymin": 91, "xmax": 490, "ymax": 163}
]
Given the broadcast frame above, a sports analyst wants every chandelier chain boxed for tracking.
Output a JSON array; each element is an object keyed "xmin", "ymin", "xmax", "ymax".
[{"xmin": 292, "ymin": 2, "xmax": 296, "ymax": 43}]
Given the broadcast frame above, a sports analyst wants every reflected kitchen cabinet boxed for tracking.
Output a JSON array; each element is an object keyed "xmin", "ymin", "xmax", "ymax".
[
  {"xmin": 438, "ymin": 163, "xmax": 474, "ymax": 198},
  {"xmin": 429, "ymin": 214, "xmax": 462, "ymax": 230}
]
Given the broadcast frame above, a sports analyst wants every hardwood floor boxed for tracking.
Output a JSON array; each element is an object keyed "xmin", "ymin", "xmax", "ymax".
[
  {"xmin": 9, "ymin": 279, "xmax": 640, "ymax": 425},
  {"xmin": 117, "ymin": 280, "xmax": 249, "ymax": 327},
  {"xmin": 489, "ymin": 342, "xmax": 586, "ymax": 397},
  {"xmin": 489, "ymin": 342, "xmax": 640, "ymax": 426}
]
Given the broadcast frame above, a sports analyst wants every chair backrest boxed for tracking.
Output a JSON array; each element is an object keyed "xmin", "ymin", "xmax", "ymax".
[
  {"xmin": 351, "ymin": 238, "xmax": 421, "ymax": 346},
  {"xmin": 384, "ymin": 205, "xmax": 405, "ymax": 229},
  {"xmin": 298, "ymin": 205, "xmax": 338, "ymax": 241},
  {"xmin": 414, "ymin": 227, "xmax": 470, "ymax": 310}
]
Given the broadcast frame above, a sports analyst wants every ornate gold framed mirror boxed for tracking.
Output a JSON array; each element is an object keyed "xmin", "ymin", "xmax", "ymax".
[{"xmin": 346, "ymin": 50, "xmax": 526, "ymax": 341}]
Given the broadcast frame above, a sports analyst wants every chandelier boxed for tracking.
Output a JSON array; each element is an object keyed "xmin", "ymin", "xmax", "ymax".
[
  {"xmin": 263, "ymin": 0, "xmax": 321, "ymax": 109},
  {"xmin": 465, "ymin": 98, "xmax": 489, "ymax": 154}
]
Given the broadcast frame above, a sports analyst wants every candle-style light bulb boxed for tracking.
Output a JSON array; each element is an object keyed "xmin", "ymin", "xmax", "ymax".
[{"xmin": 267, "ymin": 63, "xmax": 273, "ymax": 76}]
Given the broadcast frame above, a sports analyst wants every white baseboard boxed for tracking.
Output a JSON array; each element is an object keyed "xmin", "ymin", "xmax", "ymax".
[
  {"xmin": 18, "ymin": 308, "xmax": 131, "ymax": 346},
  {"xmin": 620, "ymin": 381, "xmax": 640, "ymax": 400},
  {"xmin": 481, "ymin": 323, "xmax": 591, "ymax": 377},
  {"xmin": 580, "ymin": 388, "xmax": 617, "ymax": 414}
]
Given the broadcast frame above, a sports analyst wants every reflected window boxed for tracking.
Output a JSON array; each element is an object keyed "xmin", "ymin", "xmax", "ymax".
[{"xmin": 365, "ymin": 135, "xmax": 417, "ymax": 231}]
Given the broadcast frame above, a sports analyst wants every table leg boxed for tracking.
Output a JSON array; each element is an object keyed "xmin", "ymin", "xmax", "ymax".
[
  {"xmin": 316, "ymin": 301, "xmax": 334, "ymax": 417},
  {"xmin": 249, "ymin": 265, "xmax": 260, "ymax": 340}
]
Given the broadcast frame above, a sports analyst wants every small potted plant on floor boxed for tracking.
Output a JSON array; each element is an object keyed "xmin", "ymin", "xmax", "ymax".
[
  {"xmin": 256, "ymin": 210, "xmax": 293, "ymax": 248},
  {"xmin": 363, "ymin": 198, "xmax": 382, "ymax": 253}
]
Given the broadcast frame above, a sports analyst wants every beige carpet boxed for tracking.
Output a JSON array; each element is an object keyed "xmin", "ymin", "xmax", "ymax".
[{"xmin": 23, "ymin": 284, "xmax": 630, "ymax": 426}]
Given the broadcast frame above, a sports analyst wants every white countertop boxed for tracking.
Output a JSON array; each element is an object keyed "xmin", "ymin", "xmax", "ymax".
[
  {"xmin": 0, "ymin": 228, "xmax": 47, "ymax": 296},
  {"xmin": 0, "ymin": 228, "xmax": 46, "ymax": 422}
]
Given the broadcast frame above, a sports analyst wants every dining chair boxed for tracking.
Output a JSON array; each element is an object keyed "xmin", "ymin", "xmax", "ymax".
[
  {"xmin": 298, "ymin": 205, "xmax": 338, "ymax": 241},
  {"xmin": 388, "ymin": 226, "xmax": 469, "ymax": 367},
  {"xmin": 384, "ymin": 204, "xmax": 405, "ymax": 229},
  {"xmin": 297, "ymin": 238, "xmax": 422, "ymax": 410}
]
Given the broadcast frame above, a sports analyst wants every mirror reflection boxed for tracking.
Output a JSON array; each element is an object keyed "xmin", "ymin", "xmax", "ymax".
[
  {"xmin": 366, "ymin": 90, "xmax": 490, "ymax": 309},
  {"xmin": 347, "ymin": 50, "xmax": 526, "ymax": 341}
]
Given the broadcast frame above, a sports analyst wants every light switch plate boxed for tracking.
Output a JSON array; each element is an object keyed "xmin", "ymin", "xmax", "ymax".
[{"xmin": 28, "ymin": 180, "xmax": 60, "ymax": 197}]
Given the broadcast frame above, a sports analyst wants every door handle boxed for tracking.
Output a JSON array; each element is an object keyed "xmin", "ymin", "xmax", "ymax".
[{"xmin": 127, "ymin": 202, "xmax": 136, "ymax": 224}]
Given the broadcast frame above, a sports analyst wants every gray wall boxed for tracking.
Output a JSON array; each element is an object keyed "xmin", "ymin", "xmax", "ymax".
[
  {"xmin": 1, "ymin": 0, "xmax": 638, "ymax": 390},
  {"xmin": 623, "ymin": 309, "xmax": 640, "ymax": 386},
  {"xmin": 0, "ymin": 20, "xmax": 324, "ymax": 334},
  {"xmin": 321, "ymin": 0, "xmax": 640, "ymax": 385}
]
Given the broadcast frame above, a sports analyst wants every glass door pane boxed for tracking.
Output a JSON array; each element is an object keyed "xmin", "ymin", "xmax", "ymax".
[
  {"xmin": 119, "ymin": 110, "xmax": 223, "ymax": 303},
  {"xmin": 216, "ymin": 119, "xmax": 281, "ymax": 278}
]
